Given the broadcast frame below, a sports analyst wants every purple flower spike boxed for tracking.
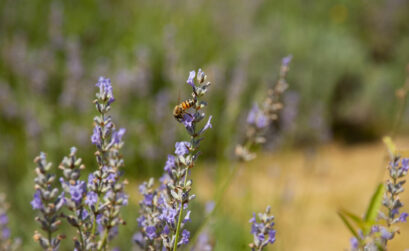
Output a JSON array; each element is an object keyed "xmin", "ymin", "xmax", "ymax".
[{"xmin": 186, "ymin": 71, "xmax": 196, "ymax": 87}]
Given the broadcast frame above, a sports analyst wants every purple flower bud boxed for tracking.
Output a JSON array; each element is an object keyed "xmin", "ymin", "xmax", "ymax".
[
  {"xmin": 399, "ymin": 212, "xmax": 408, "ymax": 222},
  {"xmin": 164, "ymin": 155, "xmax": 176, "ymax": 173},
  {"xmin": 371, "ymin": 225, "xmax": 379, "ymax": 233},
  {"xmin": 96, "ymin": 77, "xmax": 114, "ymax": 100},
  {"xmin": 143, "ymin": 194, "xmax": 154, "ymax": 206},
  {"xmin": 133, "ymin": 232, "xmax": 144, "ymax": 244},
  {"xmin": 256, "ymin": 113, "xmax": 268, "ymax": 129},
  {"xmin": 202, "ymin": 116, "xmax": 212, "ymax": 132},
  {"xmin": 0, "ymin": 213, "xmax": 8, "ymax": 225},
  {"xmin": 268, "ymin": 229, "xmax": 276, "ymax": 244},
  {"xmin": 350, "ymin": 237, "xmax": 358, "ymax": 249},
  {"xmin": 112, "ymin": 128, "xmax": 126, "ymax": 144},
  {"xmin": 146, "ymin": 226, "xmax": 156, "ymax": 240},
  {"xmin": 183, "ymin": 210, "xmax": 191, "ymax": 223},
  {"xmin": 2, "ymin": 227, "xmax": 10, "ymax": 239},
  {"xmin": 175, "ymin": 142, "xmax": 191, "ymax": 156},
  {"xmin": 31, "ymin": 190, "xmax": 42, "ymax": 210},
  {"xmin": 402, "ymin": 158, "xmax": 409, "ymax": 172},
  {"xmin": 247, "ymin": 104, "xmax": 259, "ymax": 124},
  {"xmin": 119, "ymin": 192, "xmax": 129, "ymax": 206},
  {"xmin": 186, "ymin": 71, "xmax": 195, "ymax": 87},
  {"xmin": 380, "ymin": 227, "xmax": 393, "ymax": 240},
  {"xmin": 91, "ymin": 126, "xmax": 101, "ymax": 146},
  {"xmin": 87, "ymin": 173, "xmax": 95, "ymax": 186},
  {"xmin": 391, "ymin": 208, "xmax": 399, "ymax": 218},
  {"xmin": 160, "ymin": 206, "xmax": 178, "ymax": 225},
  {"xmin": 85, "ymin": 191, "xmax": 98, "ymax": 207},
  {"xmin": 178, "ymin": 229, "xmax": 190, "ymax": 245},
  {"xmin": 182, "ymin": 113, "xmax": 194, "ymax": 129},
  {"xmin": 163, "ymin": 225, "xmax": 170, "ymax": 235},
  {"xmin": 137, "ymin": 216, "xmax": 146, "ymax": 227},
  {"xmin": 282, "ymin": 55, "xmax": 293, "ymax": 67},
  {"xmin": 69, "ymin": 181, "xmax": 86, "ymax": 205}
]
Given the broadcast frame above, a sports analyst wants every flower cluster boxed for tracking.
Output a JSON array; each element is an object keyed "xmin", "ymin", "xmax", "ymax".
[
  {"xmin": 0, "ymin": 194, "xmax": 20, "ymax": 251},
  {"xmin": 88, "ymin": 77, "xmax": 128, "ymax": 250},
  {"xmin": 235, "ymin": 55, "xmax": 292, "ymax": 161},
  {"xmin": 350, "ymin": 157, "xmax": 409, "ymax": 250},
  {"xmin": 134, "ymin": 69, "xmax": 212, "ymax": 250},
  {"xmin": 31, "ymin": 152, "xmax": 66, "ymax": 250},
  {"xmin": 249, "ymin": 206, "xmax": 276, "ymax": 251},
  {"xmin": 59, "ymin": 147, "xmax": 95, "ymax": 250},
  {"xmin": 31, "ymin": 77, "xmax": 127, "ymax": 250}
]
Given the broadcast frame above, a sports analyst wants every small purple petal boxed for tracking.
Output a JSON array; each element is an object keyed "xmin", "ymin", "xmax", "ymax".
[{"xmin": 186, "ymin": 71, "xmax": 196, "ymax": 87}]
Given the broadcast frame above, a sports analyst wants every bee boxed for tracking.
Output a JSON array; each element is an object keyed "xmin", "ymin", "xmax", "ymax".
[{"xmin": 173, "ymin": 98, "xmax": 196, "ymax": 122}]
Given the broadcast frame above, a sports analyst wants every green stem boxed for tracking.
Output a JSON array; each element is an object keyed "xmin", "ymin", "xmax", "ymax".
[
  {"xmin": 77, "ymin": 225, "xmax": 85, "ymax": 249},
  {"xmin": 173, "ymin": 168, "xmax": 189, "ymax": 251},
  {"xmin": 98, "ymin": 228, "xmax": 109, "ymax": 251},
  {"xmin": 91, "ymin": 197, "xmax": 100, "ymax": 237},
  {"xmin": 188, "ymin": 162, "xmax": 239, "ymax": 248}
]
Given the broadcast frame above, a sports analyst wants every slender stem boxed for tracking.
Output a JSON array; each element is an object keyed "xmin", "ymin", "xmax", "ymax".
[
  {"xmin": 48, "ymin": 227, "xmax": 52, "ymax": 247},
  {"xmin": 77, "ymin": 225, "xmax": 85, "ymax": 249},
  {"xmin": 188, "ymin": 162, "xmax": 239, "ymax": 248},
  {"xmin": 98, "ymin": 228, "xmax": 109, "ymax": 251},
  {"xmin": 173, "ymin": 168, "xmax": 189, "ymax": 251}
]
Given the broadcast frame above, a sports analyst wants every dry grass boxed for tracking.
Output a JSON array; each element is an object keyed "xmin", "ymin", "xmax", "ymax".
[{"xmin": 193, "ymin": 139, "xmax": 409, "ymax": 250}]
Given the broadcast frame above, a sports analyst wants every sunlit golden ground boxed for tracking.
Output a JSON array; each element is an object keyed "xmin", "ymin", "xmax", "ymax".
[{"xmin": 192, "ymin": 138, "xmax": 409, "ymax": 250}]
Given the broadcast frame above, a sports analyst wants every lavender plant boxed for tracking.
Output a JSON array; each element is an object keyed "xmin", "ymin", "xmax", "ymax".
[
  {"xmin": 249, "ymin": 206, "xmax": 276, "ymax": 251},
  {"xmin": 189, "ymin": 57, "xmax": 292, "ymax": 248},
  {"xmin": 235, "ymin": 55, "xmax": 292, "ymax": 161},
  {"xmin": 31, "ymin": 152, "xmax": 66, "ymax": 250},
  {"xmin": 0, "ymin": 194, "xmax": 20, "ymax": 251},
  {"xmin": 89, "ymin": 77, "xmax": 128, "ymax": 250},
  {"xmin": 31, "ymin": 77, "xmax": 128, "ymax": 250},
  {"xmin": 348, "ymin": 156, "xmax": 409, "ymax": 251},
  {"xmin": 340, "ymin": 139, "xmax": 409, "ymax": 251},
  {"xmin": 134, "ymin": 69, "xmax": 212, "ymax": 251},
  {"xmin": 59, "ymin": 147, "xmax": 95, "ymax": 250}
]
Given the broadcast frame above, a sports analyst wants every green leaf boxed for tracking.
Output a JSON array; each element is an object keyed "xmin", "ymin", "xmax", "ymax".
[
  {"xmin": 339, "ymin": 209, "xmax": 365, "ymax": 229},
  {"xmin": 338, "ymin": 211, "xmax": 359, "ymax": 238},
  {"xmin": 364, "ymin": 183, "xmax": 385, "ymax": 225}
]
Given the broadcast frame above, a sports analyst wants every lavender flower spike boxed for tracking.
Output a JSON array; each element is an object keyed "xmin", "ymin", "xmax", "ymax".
[
  {"xmin": 0, "ymin": 194, "xmax": 21, "ymax": 251},
  {"xmin": 249, "ymin": 206, "xmax": 276, "ymax": 251},
  {"xmin": 135, "ymin": 69, "xmax": 213, "ymax": 251},
  {"xmin": 32, "ymin": 152, "xmax": 65, "ymax": 250},
  {"xmin": 89, "ymin": 77, "xmax": 128, "ymax": 250},
  {"xmin": 236, "ymin": 56, "xmax": 291, "ymax": 161}
]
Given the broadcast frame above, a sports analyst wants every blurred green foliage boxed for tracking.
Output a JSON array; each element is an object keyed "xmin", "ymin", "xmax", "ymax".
[{"xmin": 1, "ymin": 0, "xmax": 409, "ymax": 249}]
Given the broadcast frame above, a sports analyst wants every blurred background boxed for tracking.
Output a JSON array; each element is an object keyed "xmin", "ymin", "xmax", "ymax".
[{"xmin": 1, "ymin": 0, "xmax": 409, "ymax": 250}]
